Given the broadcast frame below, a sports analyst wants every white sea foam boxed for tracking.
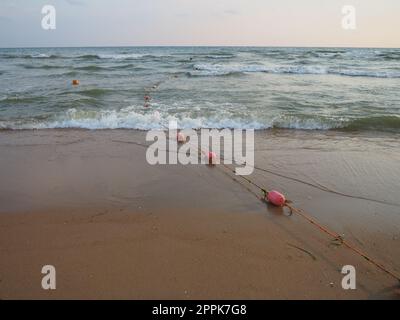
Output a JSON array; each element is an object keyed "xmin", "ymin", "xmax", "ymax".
[
  {"xmin": 0, "ymin": 106, "xmax": 352, "ymax": 131},
  {"xmin": 192, "ymin": 63, "xmax": 330, "ymax": 76},
  {"xmin": 98, "ymin": 53, "xmax": 147, "ymax": 60},
  {"xmin": 97, "ymin": 53, "xmax": 172, "ymax": 60},
  {"xmin": 205, "ymin": 55, "xmax": 235, "ymax": 59},
  {"xmin": 2, "ymin": 109, "xmax": 399, "ymax": 132},
  {"xmin": 192, "ymin": 64, "xmax": 269, "ymax": 76},
  {"xmin": 334, "ymin": 69, "xmax": 400, "ymax": 78},
  {"xmin": 31, "ymin": 53, "xmax": 52, "ymax": 58},
  {"xmin": 192, "ymin": 63, "xmax": 400, "ymax": 78}
]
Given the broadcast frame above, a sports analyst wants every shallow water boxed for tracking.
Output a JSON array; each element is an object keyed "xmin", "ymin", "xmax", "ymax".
[{"xmin": 0, "ymin": 47, "xmax": 399, "ymax": 131}]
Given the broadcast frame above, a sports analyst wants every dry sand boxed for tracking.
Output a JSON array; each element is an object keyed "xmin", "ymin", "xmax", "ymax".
[{"xmin": 0, "ymin": 129, "xmax": 399, "ymax": 299}]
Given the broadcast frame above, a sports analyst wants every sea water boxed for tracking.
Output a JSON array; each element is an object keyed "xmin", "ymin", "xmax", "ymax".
[{"xmin": 0, "ymin": 46, "xmax": 399, "ymax": 132}]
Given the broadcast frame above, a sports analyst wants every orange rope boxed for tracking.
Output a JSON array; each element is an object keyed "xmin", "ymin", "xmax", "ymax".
[
  {"xmin": 154, "ymin": 128, "xmax": 400, "ymax": 283},
  {"xmin": 286, "ymin": 204, "xmax": 400, "ymax": 282},
  {"xmin": 214, "ymin": 154, "xmax": 400, "ymax": 283}
]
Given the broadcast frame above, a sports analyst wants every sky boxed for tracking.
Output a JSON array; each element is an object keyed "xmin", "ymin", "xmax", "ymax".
[{"xmin": 0, "ymin": 0, "xmax": 399, "ymax": 48}]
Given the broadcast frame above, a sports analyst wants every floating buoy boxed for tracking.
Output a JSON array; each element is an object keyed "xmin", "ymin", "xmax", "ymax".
[
  {"xmin": 207, "ymin": 152, "xmax": 217, "ymax": 165},
  {"xmin": 177, "ymin": 132, "xmax": 186, "ymax": 143},
  {"xmin": 144, "ymin": 103, "xmax": 150, "ymax": 108},
  {"xmin": 144, "ymin": 95, "xmax": 151, "ymax": 101},
  {"xmin": 266, "ymin": 190, "xmax": 286, "ymax": 207},
  {"xmin": 72, "ymin": 80, "xmax": 80, "ymax": 86}
]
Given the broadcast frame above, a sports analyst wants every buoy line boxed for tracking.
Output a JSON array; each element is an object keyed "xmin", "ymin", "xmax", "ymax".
[
  {"xmin": 143, "ymin": 74, "xmax": 181, "ymax": 109},
  {"xmin": 184, "ymin": 138, "xmax": 400, "ymax": 283},
  {"xmin": 217, "ymin": 155, "xmax": 400, "ymax": 283},
  {"xmin": 141, "ymin": 79, "xmax": 400, "ymax": 283},
  {"xmin": 219, "ymin": 153, "xmax": 400, "ymax": 208}
]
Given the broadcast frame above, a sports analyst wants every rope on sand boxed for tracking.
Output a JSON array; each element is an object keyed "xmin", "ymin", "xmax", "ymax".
[
  {"xmin": 215, "ymin": 157, "xmax": 400, "ymax": 283},
  {"xmin": 218, "ymin": 153, "xmax": 400, "ymax": 208},
  {"xmin": 189, "ymin": 142, "xmax": 400, "ymax": 283}
]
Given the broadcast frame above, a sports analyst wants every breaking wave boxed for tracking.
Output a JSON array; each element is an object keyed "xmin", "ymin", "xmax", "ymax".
[
  {"xmin": 1, "ymin": 107, "xmax": 399, "ymax": 132},
  {"xmin": 191, "ymin": 64, "xmax": 400, "ymax": 78},
  {"xmin": 0, "ymin": 53, "xmax": 61, "ymax": 59},
  {"xmin": 192, "ymin": 64, "xmax": 270, "ymax": 76},
  {"xmin": 0, "ymin": 53, "xmax": 168, "ymax": 60}
]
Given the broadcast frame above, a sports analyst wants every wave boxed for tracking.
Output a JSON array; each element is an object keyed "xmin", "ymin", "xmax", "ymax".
[
  {"xmin": 97, "ymin": 53, "xmax": 172, "ymax": 60},
  {"xmin": 374, "ymin": 52, "xmax": 400, "ymax": 61},
  {"xmin": 97, "ymin": 53, "xmax": 145, "ymax": 60},
  {"xmin": 192, "ymin": 64, "xmax": 328, "ymax": 76},
  {"xmin": 74, "ymin": 65, "xmax": 107, "ymax": 71},
  {"xmin": 71, "ymin": 53, "xmax": 173, "ymax": 60},
  {"xmin": 59, "ymin": 88, "xmax": 114, "ymax": 98},
  {"xmin": 1, "ymin": 53, "xmax": 61, "ymax": 59},
  {"xmin": 269, "ymin": 66, "xmax": 400, "ymax": 78},
  {"xmin": 59, "ymin": 71, "xmax": 79, "ymax": 77},
  {"xmin": 334, "ymin": 69, "xmax": 400, "ymax": 78},
  {"xmin": 20, "ymin": 64, "xmax": 65, "ymax": 70},
  {"xmin": 190, "ymin": 63, "xmax": 400, "ymax": 78},
  {"xmin": 192, "ymin": 64, "xmax": 269, "ymax": 76},
  {"xmin": 31, "ymin": 54, "xmax": 59, "ymax": 59},
  {"xmin": 204, "ymin": 54, "xmax": 235, "ymax": 60},
  {"xmin": 1, "ymin": 106, "xmax": 399, "ymax": 132},
  {"xmin": 1, "ymin": 53, "xmax": 162, "ymax": 61},
  {"xmin": 0, "ymin": 95, "xmax": 45, "ymax": 104},
  {"xmin": 109, "ymin": 63, "xmax": 136, "ymax": 70},
  {"xmin": 0, "ymin": 108, "xmax": 168, "ymax": 130},
  {"xmin": 271, "ymin": 115, "xmax": 400, "ymax": 132},
  {"xmin": 76, "ymin": 54, "xmax": 101, "ymax": 60},
  {"xmin": 345, "ymin": 115, "xmax": 400, "ymax": 131}
]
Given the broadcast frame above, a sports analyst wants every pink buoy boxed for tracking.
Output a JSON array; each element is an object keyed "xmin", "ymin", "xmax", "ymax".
[
  {"xmin": 267, "ymin": 190, "xmax": 286, "ymax": 207},
  {"xmin": 144, "ymin": 95, "xmax": 151, "ymax": 101},
  {"xmin": 208, "ymin": 152, "xmax": 217, "ymax": 165},
  {"xmin": 177, "ymin": 132, "xmax": 186, "ymax": 143}
]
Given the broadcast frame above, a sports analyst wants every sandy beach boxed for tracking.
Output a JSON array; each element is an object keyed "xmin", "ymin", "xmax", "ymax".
[{"xmin": 0, "ymin": 129, "xmax": 399, "ymax": 299}]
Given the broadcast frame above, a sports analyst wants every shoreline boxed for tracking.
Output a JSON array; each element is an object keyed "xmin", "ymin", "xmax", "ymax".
[
  {"xmin": 0, "ymin": 129, "xmax": 399, "ymax": 299},
  {"xmin": 1, "ymin": 127, "xmax": 400, "ymax": 136}
]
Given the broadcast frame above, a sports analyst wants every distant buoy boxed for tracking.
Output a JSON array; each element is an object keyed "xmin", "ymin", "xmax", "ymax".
[
  {"xmin": 144, "ymin": 95, "xmax": 151, "ymax": 101},
  {"xmin": 144, "ymin": 103, "xmax": 150, "ymax": 108},
  {"xmin": 177, "ymin": 132, "xmax": 186, "ymax": 143},
  {"xmin": 266, "ymin": 191, "xmax": 286, "ymax": 207},
  {"xmin": 72, "ymin": 80, "xmax": 80, "ymax": 86},
  {"xmin": 207, "ymin": 152, "xmax": 217, "ymax": 165}
]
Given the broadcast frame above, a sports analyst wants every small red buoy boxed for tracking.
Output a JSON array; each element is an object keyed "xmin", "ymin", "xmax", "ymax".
[
  {"xmin": 72, "ymin": 80, "xmax": 80, "ymax": 86},
  {"xmin": 177, "ymin": 132, "xmax": 186, "ymax": 143},
  {"xmin": 266, "ymin": 190, "xmax": 286, "ymax": 207},
  {"xmin": 208, "ymin": 152, "xmax": 217, "ymax": 165},
  {"xmin": 144, "ymin": 95, "xmax": 151, "ymax": 101},
  {"xmin": 144, "ymin": 103, "xmax": 150, "ymax": 108}
]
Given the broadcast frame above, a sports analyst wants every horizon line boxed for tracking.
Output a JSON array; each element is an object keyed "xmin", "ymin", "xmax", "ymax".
[{"xmin": 1, "ymin": 45, "xmax": 399, "ymax": 50}]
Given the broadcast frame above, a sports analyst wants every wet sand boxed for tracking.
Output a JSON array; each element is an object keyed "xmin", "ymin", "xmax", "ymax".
[{"xmin": 0, "ymin": 129, "xmax": 399, "ymax": 299}]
